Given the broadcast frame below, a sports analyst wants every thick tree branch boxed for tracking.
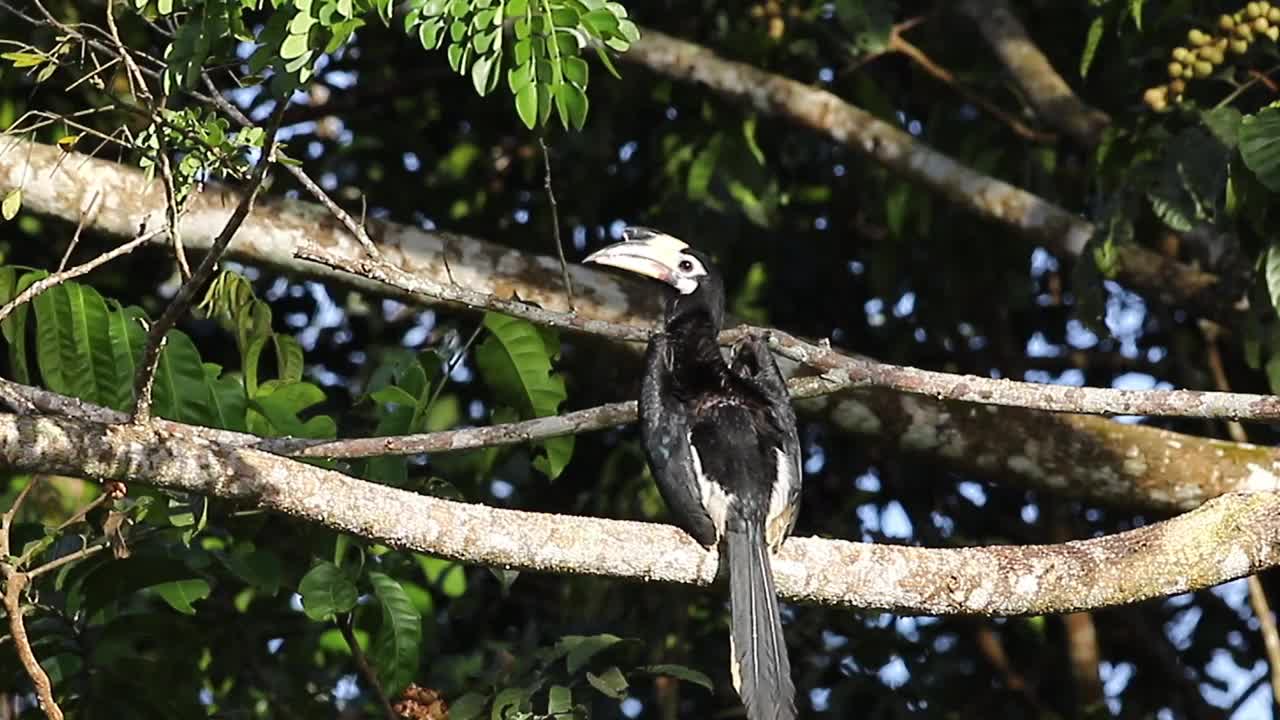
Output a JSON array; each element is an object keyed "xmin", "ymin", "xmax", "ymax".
[
  {"xmin": 955, "ymin": 0, "xmax": 1110, "ymax": 147},
  {"xmin": 621, "ymin": 30, "xmax": 1235, "ymax": 324},
  {"xmin": 3, "ymin": 411, "xmax": 1280, "ymax": 616}
]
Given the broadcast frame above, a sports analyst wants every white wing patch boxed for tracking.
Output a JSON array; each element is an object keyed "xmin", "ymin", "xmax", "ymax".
[
  {"xmin": 689, "ymin": 435, "xmax": 729, "ymax": 537},
  {"xmin": 766, "ymin": 448, "xmax": 800, "ymax": 548}
]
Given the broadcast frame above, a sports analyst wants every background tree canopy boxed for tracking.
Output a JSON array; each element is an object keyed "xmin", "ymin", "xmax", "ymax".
[{"xmin": 7, "ymin": 0, "xmax": 1280, "ymax": 718}]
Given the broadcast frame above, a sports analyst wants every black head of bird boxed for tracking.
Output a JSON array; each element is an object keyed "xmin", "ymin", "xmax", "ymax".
[{"xmin": 582, "ymin": 226, "xmax": 726, "ymax": 333}]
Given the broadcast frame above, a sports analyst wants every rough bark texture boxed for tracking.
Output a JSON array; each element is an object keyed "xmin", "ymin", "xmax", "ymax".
[{"xmin": 2, "ymin": 410, "xmax": 1280, "ymax": 616}]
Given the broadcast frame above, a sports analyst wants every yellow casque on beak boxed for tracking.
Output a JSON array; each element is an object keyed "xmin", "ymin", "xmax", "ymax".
[{"xmin": 582, "ymin": 227, "xmax": 691, "ymax": 286}]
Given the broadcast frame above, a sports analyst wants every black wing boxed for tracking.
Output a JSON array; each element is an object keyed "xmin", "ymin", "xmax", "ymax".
[
  {"xmin": 639, "ymin": 332, "xmax": 718, "ymax": 546},
  {"xmin": 729, "ymin": 334, "xmax": 802, "ymax": 550}
]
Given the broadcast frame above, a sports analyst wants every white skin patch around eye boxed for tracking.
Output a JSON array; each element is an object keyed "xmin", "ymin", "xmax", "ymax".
[{"xmin": 672, "ymin": 255, "xmax": 707, "ymax": 295}]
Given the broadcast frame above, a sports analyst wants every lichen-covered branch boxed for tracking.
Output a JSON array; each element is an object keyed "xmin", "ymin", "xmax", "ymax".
[
  {"xmin": 955, "ymin": 0, "xmax": 1110, "ymax": 147},
  {"xmin": 2, "ymin": 411, "xmax": 1279, "ymax": 616}
]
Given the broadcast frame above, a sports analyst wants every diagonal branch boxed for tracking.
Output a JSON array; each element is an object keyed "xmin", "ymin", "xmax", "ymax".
[
  {"xmin": 131, "ymin": 103, "xmax": 287, "ymax": 423},
  {"xmin": 4, "ymin": 410, "xmax": 1280, "ymax": 617},
  {"xmin": 620, "ymin": 29, "xmax": 1233, "ymax": 324},
  {"xmin": 955, "ymin": 0, "xmax": 1111, "ymax": 148}
]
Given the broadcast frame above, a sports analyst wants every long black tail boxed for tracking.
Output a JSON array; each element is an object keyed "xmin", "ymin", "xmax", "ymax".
[{"xmin": 727, "ymin": 522, "xmax": 797, "ymax": 720}]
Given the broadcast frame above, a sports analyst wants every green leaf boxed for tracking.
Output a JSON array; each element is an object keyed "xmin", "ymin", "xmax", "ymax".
[
  {"xmin": 475, "ymin": 313, "xmax": 573, "ymax": 478},
  {"xmin": 105, "ymin": 304, "xmax": 146, "ymax": 410},
  {"xmin": 1265, "ymin": 240, "xmax": 1280, "ymax": 317},
  {"xmin": 472, "ymin": 52, "xmax": 499, "ymax": 96},
  {"xmin": 450, "ymin": 693, "xmax": 488, "ymax": 720},
  {"xmin": 2, "ymin": 189, "xmax": 21, "ymax": 220},
  {"xmin": 555, "ymin": 82, "xmax": 588, "ymax": 130},
  {"xmin": 491, "ymin": 687, "xmax": 531, "ymax": 719},
  {"xmin": 368, "ymin": 571, "xmax": 423, "ymax": 696},
  {"xmin": 153, "ymin": 330, "xmax": 219, "ymax": 426},
  {"xmin": 1202, "ymin": 107, "xmax": 1243, "ymax": 149},
  {"xmin": 515, "ymin": 81, "xmax": 538, "ymax": 129},
  {"xmin": 585, "ymin": 666, "xmax": 628, "ymax": 699},
  {"xmin": 1241, "ymin": 106, "xmax": 1280, "ymax": 192},
  {"xmin": 76, "ymin": 556, "xmax": 205, "ymax": 619},
  {"xmin": 250, "ymin": 381, "xmax": 336, "ymax": 438},
  {"xmin": 420, "ymin": 18, "xmax": 444, "ymax": 49},
  {"xmin": 417, "ymin": 555, "xmax": 467, "ymax": 597},
  {"xmin": 1080, "ymin": 15, "xmax": 1104, "ymax": 78},
  {"xmin": 223, "ymin": 547, "xmax": 283, "ymax": 596},
  {"xmin": 547, "ymin": 685, "xmax": 572, "ymax": 714},
  {"xmin": 280, "ymin": 31, "xmax": 311, "ymax": 59},
  {"xmin": 298, "ymin": 561, "xmax": 358, "ymax": 620},
  {"xmin": 687, "ymin": 135, "xmax": 722, "ymax": 200},
  {"xmin": 562, "ymin": 56, "xmax": 588, "ymax": 88},
  {"xmin": 560, "ymin": 633, "xmax": 623, "ymax": 674},
  {"xmin": 153, "ymin": 578, "xmax": 212, "ymax": 614},
  {"xmin": 1, "ymin": 270, "xmax": 42, "ymax": 385},
  {"xmin": 32, "ymin": 283, "xmax": 115, "ymax": 406},
  {"xmin": 639, "ymin": 664, "xmax": 713, "ymax": 691}
]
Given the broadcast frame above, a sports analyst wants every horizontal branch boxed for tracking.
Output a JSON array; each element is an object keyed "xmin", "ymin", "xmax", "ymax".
[
  {"xmin": 3, "ymin": 411, "xmax": 1280, "ymax": 616},
  {"xmin": 767, "ymin": 330, "xmax": 1280, "ymax": 423}
]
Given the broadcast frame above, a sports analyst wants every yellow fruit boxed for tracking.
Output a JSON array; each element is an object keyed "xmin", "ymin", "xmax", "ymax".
[
  {"xmin": 1256, "ymin": 16, "xmax": 1270, "ymax": 31},
  {"xmin": 1173, "ymin": 47, "xmax": 1190, "ymax": 62},
  {"xmin": 1189, "ymin": 28, "xmax": 1210, "ymax": 46},
  {"xmin": 1231, "ymin": 38, "xmax": 1250, "ymax": 53},
  {"xmin": 1222, "ymin": 13, "xmax": 1237, "ymax": 30},
  {"xmin": 1269, "ymin": 25, "xmax": 1280, "ymax": 40},
  {"xmin": 1144, "ymin": 86, "xmax": 1169, "ymax": 111},
  {"xmin": 1195, "ymin": 60, "xmax": 1214, "ymax": 76},
  {"xmin": 1202, "ymin": 47, "xmax": 1225, "ymax": 64},
  {"xmin": 1169, "ymin": 78, "xmax": 1187, "ymax": 94},
  {"xmin": 1168, "ymin": 61, "xmax": 1184, "ymax": 77},
  {"xmin": 1271, "ymin": 8, "xmax": 1280, "ymax": 22},
  {"xmin": 1248, "ymin": 2, "xmax": 1262, "ymax": 19}
]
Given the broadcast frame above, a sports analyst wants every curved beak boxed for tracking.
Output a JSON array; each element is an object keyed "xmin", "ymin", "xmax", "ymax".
[{"xmin": 582, "ymin": 227, "xmax": 689, "ymax": 285}]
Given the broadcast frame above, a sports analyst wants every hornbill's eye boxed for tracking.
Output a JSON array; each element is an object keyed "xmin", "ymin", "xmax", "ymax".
[{"xmin": 678, "ymin": 259, "xmax": 694, "ymax": 273}]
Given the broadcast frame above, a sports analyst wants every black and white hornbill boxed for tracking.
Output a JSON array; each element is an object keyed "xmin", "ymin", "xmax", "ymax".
[{"xmin": 584, "ymin": 227, "xmax": 802, "ymax": 720}]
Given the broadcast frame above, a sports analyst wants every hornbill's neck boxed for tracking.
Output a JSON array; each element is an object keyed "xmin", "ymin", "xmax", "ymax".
[{"xmin": 663, "ymin": 274, "xmax": 729, "ymax": 392}]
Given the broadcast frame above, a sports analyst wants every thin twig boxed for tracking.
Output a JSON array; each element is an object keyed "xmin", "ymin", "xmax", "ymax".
[
  {"xmin": 340, "ymin": 614, "xmax": 398, "ymax": 720},
  {"xmin": 199, "ymin": 75, "xmax": 384, "ymax": 260},
  {"xmin": 1203, "ymin": 324, "xmax": 1280, "ymax": 708},
  {"xmin": 0, "ymin": 229, "xmax": 160, "ymax": 326},
  {"xmin": 157, "ymin": 149, "xmax": 192, "ymax": 278},
  {"xmin": 130, "ymin": 102, "xmax": 288, "ymax": 423},
  {"xmin": 104, "ymin": 0, "xmax": 151, "ymax": 102},
  {"xmin": 24, "ymin": 538, "xmax": 110, "ymax": 580},
  {"xmin": 56, "ymin": 188, "xmax": 101, "ymax": 272},
  {"xmin": 539, "ymin": 137, "xmax": 575, "ymax": 307},
  {"xmin": 1, "ymin": 572, "xmax": 62, "ymax": 720},
  {"xmin": 1, "ymin": 478, "xmax": 62, "ymax": 720},
  {"xmin": 889, "ymin": 32, "xmax": 1055, "ymax": 143},
  {"xmin": 419, "ymin": 322, "xmax": 485, "ymax": 424}
]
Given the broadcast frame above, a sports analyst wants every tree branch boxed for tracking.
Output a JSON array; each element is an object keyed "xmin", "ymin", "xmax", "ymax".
[
  {"xmin": 4, "ymin": 411, "xmax": 1280, "ymax": 617},
  {"xmin": 620, "ymin": 29, "xmax": 1235, "ymax": 324},
  {"xmin": 955, "ymin": 0, "xmax": 1111, "ymax": 148}
]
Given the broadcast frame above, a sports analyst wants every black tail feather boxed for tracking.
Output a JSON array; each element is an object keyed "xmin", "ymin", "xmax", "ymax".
[{"xmin": 727, "ymin": 523, "xmax": 797, "ymax": 720}]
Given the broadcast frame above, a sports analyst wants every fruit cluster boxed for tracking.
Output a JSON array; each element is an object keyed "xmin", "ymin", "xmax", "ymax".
[{"xmin": 1143, "ymin": 2, "xmax": 1280, "ymax": 111}]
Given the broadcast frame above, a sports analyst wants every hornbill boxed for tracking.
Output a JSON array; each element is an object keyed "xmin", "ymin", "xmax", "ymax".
[{"xmin": 584, "ymin": 227, "xmax": 802, "ymax": 720}]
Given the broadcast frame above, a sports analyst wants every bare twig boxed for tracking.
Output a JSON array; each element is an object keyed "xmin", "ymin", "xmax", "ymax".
[
  {"xmin": 24, "ymin": 538, "xmax": 110, "ymax": 580},
  {"xmin": 1, "ymin": 572, "xmax": 62, "ymax": 720},
  {"xmin": 199, "ymin": 75, "xmax": 384, "ymax": 260},
  {"xmin": 1203, "ymin": 325, "xmax": 1280, "ymax": 708},
  {"xmin": 104, "ymin": 0, "xmax": 152, "ymax": 102},
  {"xmin": 764, "ymin": 328, "xmax": 1280, "ymax": 423},
  {"xmin": 888, "ymin": 32, "xmax": 1055, "ymax": 143},
  {"xmin": 0, "ymin": 229, "xmax": 159, "ymax": 326},
  {"xmin": 130, "ymin": 102, "xmax": 288, "ymax": 423},
  {"xmin": 539, "ymin": 137, "xmax": 575, "ymax": 307},
  {"xmin": 1, "ymin": 479, "xmax": 63, "ymax": 720},
  {"xmin": 340, "ymin": 615, "xmax": 398, "ymax": 720},
  {"xmin": 56, "ymin": 188, "xmax": 101, "ymax": 272},
  {"xmin": 157, "ymin": 150, "xmax": 192, "ymax": 278}
]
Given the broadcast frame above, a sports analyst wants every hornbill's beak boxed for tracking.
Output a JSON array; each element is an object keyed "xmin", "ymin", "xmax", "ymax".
[{"xmin": 582, "ymin": 227, "xmax": 691, "ymax": 286}]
